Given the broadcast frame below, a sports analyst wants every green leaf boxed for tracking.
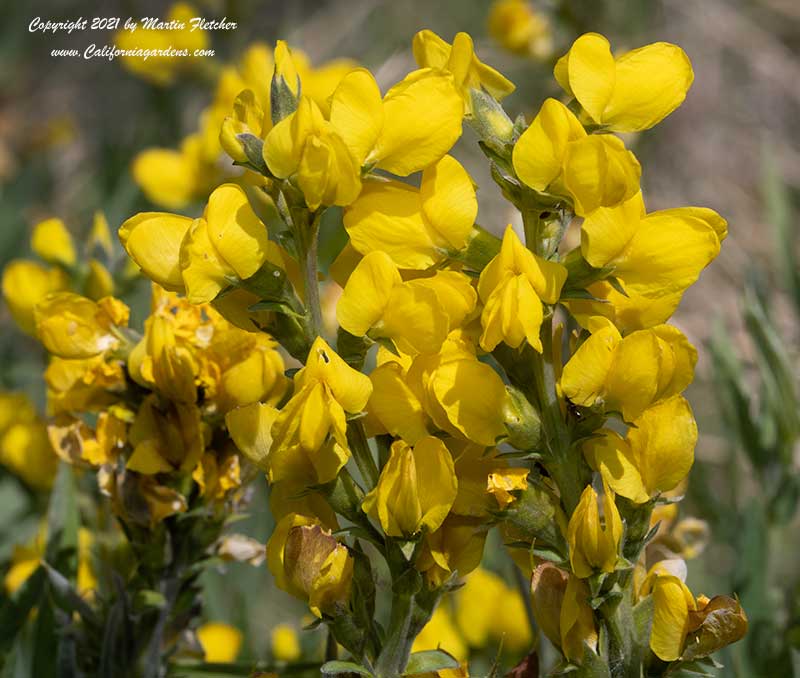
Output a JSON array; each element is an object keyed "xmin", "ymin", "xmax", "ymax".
[
  {"xmin": 403, "ymin": 649, "xmax": 459, "ymax": 675},
  {"xmin": 42, "ymin": 563, "xmax": 98, "ymax": 627},
  {"xmin": 321, "ymin": 660, "xmax": 374, "ymax": 676},
  {"xmin": 45, "ymin": 463, "xmax": 79, "ymax": 576},
  {"xmin": 234, "ymin": 133, "xmax": 268, "ymax": 175}
]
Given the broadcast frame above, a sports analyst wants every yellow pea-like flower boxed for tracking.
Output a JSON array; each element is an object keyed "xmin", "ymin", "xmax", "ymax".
[
  {"xmin": 477, "ymin": 225, "xmax": 567, "ymax": 352},
  {"xmin": 118, "ymin": 211, "xmax": 194, "ymax": 291},
  {"xmin": 561, "ymin": 320, "xmax": 696, "ymax": 421},
  {"xmin": 567, "ymin": 482, "xmax": 622, "ymax": 578},
  {"xmin": 269, "ymin": 338, "xmax": 371, "ymax": 483},
  {"xmin": 197, "ymin": 622, "xmax": 243, "ymax": 663},
  {"xmin": 337, "ymin": 251, "xmax": 476, "ymax": 355},
  {"xmin": 219, "ymin": 89, "xmax": 267, "ymax": 164},
  {"xmin": 583, "ymin": 395, "xmax": 697, "ymax": 504},
  {"xmin": 225, "ymin": 402, "xmax": 278, "ymax": 473},
  {"xmin": 329, "ymin": 67, "xmax": 464, "ymax": 177},
  {"xmin": 512, "ymin": 98, "xmax": 641, "ymax": 216},
  {"xmin": 576, "ymin": 192, "xmax": 727, "ymax": 330},
  {"xmin": 180, "ymin": 183, "xmax": 275, "ymax": 303},
  {"xmin": 412, "ymin": 30, "xmax": 515, "ymax": 114},
  {"xmin": 487, "ymin": 467, "xmax": 529, "ymax": 508},
  {"xmin": 416, "ymin": 515, "xmax": 487, "ymax": 588},
  {"xmin": 263, "ymin": 96, "xmax": 361, "ymax": 210},
  {"xmin": 343, "ymin": 155, "xmax": 477, "ymax": 269},
  {"xmin": 531, "ymin": 563, "xmax": 598, "ymax": 662},
  {"xmin": 31, "ymin": 217, "xmax": 76, "ymax": 267},
  {"xmin": 362, "ymin": 436, "xmax": 457, "ymax": 538},
  {"xmin": 554, "ymin": 33, "xmax": 694, "ymax": 133},
  {"xmin": 0, "ymin": 392, "xmax": 58, "ymax": 490},
  {"xmin": 35, "ymin": 293, "xmax": 129, "ymax": 359},
  {"xmin": 488, "ymin": 0, "xmax": 552, "ymax": 59},
  {"xmin": 126, "ymin": 395, "xmax": 204, "ymax": 474},
  {"xmin": 267, "ymin": 514, "xmax": 353, "ymax": 617},
  {"xmin": 2, "ymin": 260, "xmax": 69, "ymax": 335}
]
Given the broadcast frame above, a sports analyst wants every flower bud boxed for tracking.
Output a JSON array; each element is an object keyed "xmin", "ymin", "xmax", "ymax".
[
  {"xmin": 502, "ymin": 386, "xmax": 541, "ymax": 450},
  {"xmin": 2, "ymin": 260, "xmax": 69, "ymax": 335},
  {"xmin": 362, "ymin": 436, "xmax": 457, "ymax": 538},
  {"xmin": 32, "ymin": 218, "xmax": 76, "ymax": 267},
  {"xmin": 567, "ymin": 482, "xmax": 623, "ymax": 578},
  {"xmin": 271, "ymin": 40, "xmax": 300, "ymax": 125}
]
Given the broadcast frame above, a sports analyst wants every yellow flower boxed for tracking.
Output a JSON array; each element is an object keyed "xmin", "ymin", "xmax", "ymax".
[
  {"xmin": 114, "ymin": 3, "xmax": 209, "ymax": 86},
  {"xmin": 271, "ymin": 623, "xmax": 301, "ymax": 662},
  {"xmin": 575, "ymin": 191, "xmax": 727, "ymax": 331},
  {"xmin": 416, "ymin": 515, "xmax": 487, "ymax": 587},
  {"xmin": 530, "ymin": 562, "xmax": 598, "ymax": 662},
  {"xmin": 85, "ymin": 260, "xmax": 115, "ymax": 300},
  {"xmin": 512, "ymin": 98, "xmax": 641, "ymax": 216},
  {"xmin": 0, "ymin": 393, "xmax": 58, "ymax": 490},
  {"xmin": 31, "ymin": 217, "xmax": 76, "ymax": 267},
  {"xmin": 263, "ymin": 96, "xmax": 361, "ymax": 210},
  {"xmin": 368, "ymin": 335, "xmax": 509, "ymax": 446},
  {"xmin": 193, "ymin": 447, "xmax": 241, "ymax": 501},
  {"xmin": 453, "ymin": 567, "xmax": 532, "ymax": 653},
  {"xmin": 337, "ymin": 251, "xmax": 476, "ymax": 354},
  {"xmin": 413, "ymin": 605, "xmax": 468, "ymax": 662},
  {"xmin": 560, "ymin": 320, "xmax": 696, "ymax": 421},
  {"xmin": 477, "ymin": 226, "xmax": 567, "ymax": 352},
  {"xmin": 554, "ymin": 33, "xmax": 693, "ymax": 132},
  {"xmin": 488, "ymin": 0, "xmax": 552, "ymax": 59},
  {"xmin": 220, "ymin": 89, "xmax": 269, "ymax": 164},
  {"xmin": 266, "ymin": 514, "xmax": 353, "ymax": 617},
  {"xmin": 44, "ymin": 356, "xmax": 126, "ymax": 416},
  {"xmin": 197, "ymin": 622, "xmax": 243, "ymax": 663},
  {"xmin": 269, "ymin": 338, "xmax": 371, "ymax": 482},
  {"xmin": 412, "ymin": 30, "xmax": 515, "ymax": 114},
  {"xmin": 35, "ymin": 293, "xmax": 129, "ymax": 359},
  {"xmin": 567, "ymin": 482, "xmax": 622, "ymax": 578},
  {"xmin": 362, "ymin": 436, "xmax": 457, "ymax": 538},
  {"xmin": 2, "ymin": 260, "xmax": 69, "ymax": 335},
  {"xmin": 343, "ymin": 155, "xmax": 478, "ymax": 269},
  {"xmin": 118, "ymin": 212, "xmax": 194, "ymax": 291},
  {"xmin": 487, "ymin": 467, "xmax": 529, "ymax": 508},
  {"xmin": 126, "ymin": 395, "xmax": 204, "ymax": 474},
  {"xmin": 329, "ymin": 67, "xmax": 464, "ymax": 176},
  {"xmin": 583, "ymin": 396, "xmax": 697, "ymax": 504},
  {"xmin": 131, "ymin": 135, "xmax": 218, "ymax": 210}
]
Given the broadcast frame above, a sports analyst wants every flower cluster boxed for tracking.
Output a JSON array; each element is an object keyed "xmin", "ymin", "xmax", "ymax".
[{"xmin": 16, "ymin": 24, "xmax": 747, "ymax": 678}]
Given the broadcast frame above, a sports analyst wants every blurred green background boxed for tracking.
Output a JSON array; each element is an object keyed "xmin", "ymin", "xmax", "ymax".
[{"xmin": 1, "ymin": 0, "xmax": 799, "ymax": 675}]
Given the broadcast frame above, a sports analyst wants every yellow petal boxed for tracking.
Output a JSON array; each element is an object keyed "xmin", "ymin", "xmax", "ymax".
[
  {"xmin": 512, "ymin": 98, "xmax": 585, "ymax": 192},
  {"xmin": 329, "ymin": 68, "xmax": 384, "ymax": 165},
  {"xmin": 650, "ymin": 575, "xmax": 693, "ymax": 661},
  {"xmin": 561, "ymin": 323, "xmax": 620, "ymax": 407},
  {"xmin": 580, "ymin": 191, "xmax": 646, "ymax": 268},
  {"xmin": 563, "ymin": 134, "xmax": 641, "ymax": 216},
  {"xmin": 226, "ymin": 402, "xmax": 278, "ymax": 472},
  {"xmin": 31, "ymin": 218, "xmax": 76, "ymax": 267},
  {"xmin": 2, "ymin": 261, "xmax": 69, "ymax": 336},
  {"xmin": 368, "ymin": 363, "xmax": 429, "ymax": 444},
  {"xmin": 420, "ymin": 155, "xmax": 477, "ymax": 251},
  {"xmin": 131, "ymin": 148, "xmax": 199, "ymax": 210},
  {"xmin": 373, "ymin": 70, "xmax": 463, "ymax": 176},
  {"xmin": 430, "ymin": 358, "xmax": 508, "ymax": 446},
  {"xmin": 413, "ymin": 436, "xmax": 458, "ymax": 533},
  {"xmin": 604, "ymin": 330, "xmax": 662, "ymax": 421},
  {"xmin": 629, "ymin": 395, "xmax": 697, "ymax": 497},
  {"xmin": 559, "ymin": 33, "xmax": 616, "ymax": 124},
  {"xmin": 583, "ymin": 429, "xmax": 649, "ymax": 503},
  {"xmin": 336, "ymin": 250, "xmax": 401, "ymax": 336},
  {"xmin": 604, "ymin": 42, "xmax": 694, "ymax": 133},
  {"xmin": 119, "ymin": 212, "xmax": 193, "ymax": 291},
  {"xmin": 127, "ymin": 440, "xmax": 174, "ymax": 474},
  {"xmin": 383, "ymin": 283, "xmax": 450, "ymax": 355},
  {"xmin": 301, "ymin": 337, "xmax": 372, "ymax": 413},
  {"xmin": 615, "ymin": 212, "xmax": 721, "ymax": 299},
  {"xmin": 179, "ymin": 217, "xmax": 233, "ymax": 304},
  {"xmin": 343, "ymin": 179, "xmax": 439, "ymax": 269},
  {"xmin": 197, "ymin": 623, "xmax": 243, "ymax": 664}
]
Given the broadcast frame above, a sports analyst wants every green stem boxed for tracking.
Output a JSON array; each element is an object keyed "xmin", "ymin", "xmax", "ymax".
[
  {"xmin": 347, "ymin": 420, "xmax": 380, "ymax": 490},
  {"xmin": 297, "ymin": 212, "xmax": 323, "ymax": 339}
]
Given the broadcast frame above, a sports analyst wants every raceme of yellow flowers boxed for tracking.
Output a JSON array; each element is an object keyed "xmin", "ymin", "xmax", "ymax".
[{"xmin": 7, "ymin": 22, "xmax": 747, "ymax": 678}]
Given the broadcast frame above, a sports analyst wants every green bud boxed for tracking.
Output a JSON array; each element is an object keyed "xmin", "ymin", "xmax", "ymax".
[{"xmin": 503, "ymin": 385, "xmax": 542, "ymax": 450}]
